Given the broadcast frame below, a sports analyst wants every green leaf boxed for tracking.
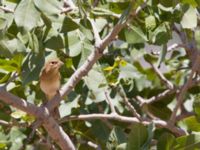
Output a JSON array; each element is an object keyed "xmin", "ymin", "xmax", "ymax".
[
  {"xmin": 181, "ymin": 0, "xmax": 198, "ymax": 7},
  {"xmin": 109, "ymin": 2, "xmax": 130, "ymax": 14},
  {"xmin": 0, "ymin": 38, "xmax": 26, "ymax": 57},
  {"xmin": 125, "ymin": 25, "xmax": 147, "ymax": 44},
  {"xmin": 79, "ymin": 20, "xmax": 93, "ymax": 41},
  {"xmin": 0, "ymin": 132, "xmax": 8, "ymax": 149},
  {"xmin": 78, "ymin": 40, "xmax": 93, "ymax": 67},
  {"xmin": 181, "ymin": 6, "xmax": 197, "ymax": 29},
  {"xmin": 118, "ymin": 62, "xmax": 141, "ymax": 80},
  {"xmin": 90, "ymin": 120, "xmax": 110, "ymax": 144},
  {"xmin": 127, "ymin": 123, "xmax": 148, "ymax": 150},
  {"xmin": 92, "ymin": 7, "xmax": 120, "ymax": 18},
  {"xmin": 0, "ymin": 73, "xmax": 11, "ymax": 83},
  {"xmin": 118, "ymin": 3, "xmax": 132, "ymax": 24},
  {"xmin": 180, "ymin": 116, "xmax": 200, "ymax": 132},
  {"xmin": 84, "ymin": 67, "xmax": 107, "ymax": 102},
  {"xmin": 11, "ymin": 109, "xmax": 26, "ymax": 119},
  {"xmin": 195, "ymin": 29, "xmax": 200, "ymax": 50},
  {"xmin": 59, "ymin": 95, "xmax": 80, "ymax": 117},
  {"xmin": 193, "ymin": 95, "xmax": 200, "ymax": 117},
  {"xmin": 34, "ymin": 0, "xmax": 62, "ymax": 19},
  {"xmin": 44, "ymin": 28, "xmax": 64, "ymax": 49},
  {"xmin": 145, "ymin": 15, "xmax": 156, "ymax": 30},
  {"xmin": 174, "ymin": 134, "xmax": 200, "ymax": 149},
  {"xmin": 61, "ymin": 17, "xmax": 79, "ymax": 33},
  {"xmin": 142, "ymin": 123, "xmax": 154, "ymax": 149},
  {"xmin": 148, "ymin": 104, "xmax": 171, "ymax": 120},
  {"xmin": 0, "ymin": 11, "xmax": 14, "ymax": 30},
  {"xmin": 116, "ymin": 143, "xmax": 127, "ymax": 150},
  {"xmin": 106, "ymin": 126, "xmax": 127, "ymax": 149},
  {"xmin": 9, "ymin": 127, "xmax": 26, "ymax": 150},
  {"xmin": 45, "ymin": 34, "xmax": 64, "ymax": 49},
  {"xmin": 68, "ymin": 30, "xmax": 83, "ymax": 57},
  {"xmin": 157, "ymin": 44, "xmax": 167, "ymax": 68},
  {"xmin": 151, "ymin": 23, "xmax": 171, "ymax": 45},
  {"xmin": 0, "ymin": 18, "xmax": 7, "ymax": 30},
  {"xmin": 14, "ymin": 0, "xmax": 40, "ymax": 31},
  {"xmin": 28, "ymin": 33, "xmax": 39, "ymax": 52},
  {"xmin": 21, "ymin": 52, "xmax": 45, "ymax": 85},
  {"xmin": 0, "ymin": 56, "xmax": 22, "ymax": 72},
  {"xmin": 159, "ymin": 0, "xmax": 174, "ymax": 7},
  {"xmin": 157, "ymin": 133, "xmax": 176, "ymax": 150},
  {"xmin": 143, "ymin": 53, "xmax": 157, "ymax": 64}
]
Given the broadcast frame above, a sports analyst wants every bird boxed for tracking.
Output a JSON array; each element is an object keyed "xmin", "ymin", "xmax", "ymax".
[{"xmin": 39, "ymin": 58, "xmax": 63, "ymax": 118}]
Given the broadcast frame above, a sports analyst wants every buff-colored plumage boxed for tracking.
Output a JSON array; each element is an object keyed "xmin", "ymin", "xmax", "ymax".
[
  {"xmin": 40, "ymin": 58, "xmax": 63, "ymax": 100},
  {"xmin": 39, "ymin": 58, "xmax": 63, "ymax": 118}
]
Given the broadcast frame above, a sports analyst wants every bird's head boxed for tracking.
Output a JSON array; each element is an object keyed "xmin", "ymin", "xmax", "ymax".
[{"xmin": 43, "ymin": 58, "xmax": 64, "ymax": 73}]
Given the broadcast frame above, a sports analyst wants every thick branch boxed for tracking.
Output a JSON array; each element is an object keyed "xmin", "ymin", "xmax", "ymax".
[
  {"xmin": 43, "ymin": 116, "xmax": 75, "ymax": 150},
  {"xmin": 0, "ymin": 88, "xmax": 39, "ymax": 116},
  {"xmin": 0, "ymin": 89, "xmax": 75, "ymax": 150}
]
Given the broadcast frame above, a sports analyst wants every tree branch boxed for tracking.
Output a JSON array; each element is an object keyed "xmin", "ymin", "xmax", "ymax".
[
  {"xmin": 0, "ymin": 6, "xmax": 14, "ymax": 13},
  {"xmin": 45, "ymin": 0, "xmax": 147, "ymax": 117},
  {"xmin": 60, "ymin": 113, "xmax": 185, "ymax": 136},
  {"xmin": 0, "ymin": 2, "xmax": 147, "ymax": 149},
  {"xmin": 105, "ymin": 91, "xmax": 116, "ymax": 114},
  {"xmin": 136, "ymin": 78, "xmax": 200, "ymax": 105},
  {"xmin": 150, "ymin": 63, "xmax": 174, "ymax": 89},
  {"xmin": 169, "ymin": 54, "xmax": 200, "ymax": 124},
  {"xmin": 61, "ymin": 0, "xmax": 76, "ymax": 14},
  {"xmin": 0, "ymin": 119, "xmax": 10, "ymax": 126},
  {"xmin": 151, "ymin": 43, "xmax": 185, "ymax": 55},
  {"xmin": 119, "ymin": 88, "xmax": 141, "ymax": 120},
  {"xmin": 0, "ymin": 88, "xmax": 75, "ymax": 150},
  {"xmin": 89, "ymin": 18, "xmax": 102, "ymax": 46}
]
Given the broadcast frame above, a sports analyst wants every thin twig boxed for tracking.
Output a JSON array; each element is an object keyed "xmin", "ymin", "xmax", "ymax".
[
  {"xmin": 0, "ymin": 119, "xmax": 10, "ymax": 126},
  {"xmin": 92, "ymin": 0, "xmax": 99, "ymax": 7},
  {"xmin": 169, "ymin": 55, "xmax": 200, "ymax": 124},
  {"xmin": 61, "ymin": 0, "xmax": 76, "ymax": 14},
  {"xmin": 0, "ymin": 6, "xmax": 14, "ymax": 13},
  {"xmin": 97, "ymin": 105, "xmax": 113, "ymax": 129},
  {"xmin": 60, "ymin": 113, "xmax": 185, "ymax": 136},
  {"xmin": 89, "ymin": 18, "xmax": 102, "ymax": 46},
  {"xmin": 105, "ymin": 91, "xmax": 116, "ymax": 114},
  {"xmin": 3, "ymin": 72, "xmax": 18, "ymax": 88},
  {"xmin": 151, "ymin": 43, "xmax": 185, "ymax": 55},
  {"xmin": 176, "ymin": 111, "xmax": 194, "ymax": 122},
  {"xmin": 136, "ymin": 78, "xmax": 200, "ymax": 106},
  {"xmin": 150, "ymin": 63, "xmax": 174, "ymax": 89},
  {"xmin": 119, "ymin": 88, "xmax": 141, "ymax": 120}
]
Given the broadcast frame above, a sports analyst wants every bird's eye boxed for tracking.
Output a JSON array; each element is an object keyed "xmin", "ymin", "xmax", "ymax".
[{"xmin": 51, "ymin": 61, "xmax": 57, "ymax": 65}]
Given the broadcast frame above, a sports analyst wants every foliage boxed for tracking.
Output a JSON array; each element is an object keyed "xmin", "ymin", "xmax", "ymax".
[{"xmin": 0, "ymin": 0, "xmax": 200, "ymax": 149}]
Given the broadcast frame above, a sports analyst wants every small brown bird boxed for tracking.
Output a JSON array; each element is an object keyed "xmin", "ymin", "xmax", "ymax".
[{"xmin": 39, "ymin": 58, "xmax": 63, "ymax": 118}]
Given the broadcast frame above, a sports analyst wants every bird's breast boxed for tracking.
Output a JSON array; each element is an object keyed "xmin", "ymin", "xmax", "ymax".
[{"xmin": 40, "ymin": 76, "xmax": 60, "ymax": 100}]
